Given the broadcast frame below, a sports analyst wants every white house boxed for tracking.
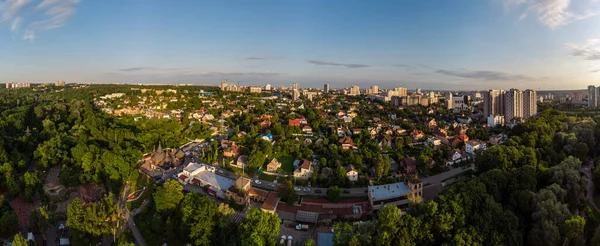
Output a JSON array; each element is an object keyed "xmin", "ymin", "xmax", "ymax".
[
  {"xmin": 465, "ymin": 140, "xmax": 485, "ymax": 155},
  {"xmin": 346, "ymin": 165, "xmax": 359, "ymax": 182}
]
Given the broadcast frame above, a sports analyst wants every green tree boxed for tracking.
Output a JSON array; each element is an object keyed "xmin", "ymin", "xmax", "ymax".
[
  {"xmin": 303, "ymin": 238, "xmax": 316, "ymax": 246},
  {"xmin": 376, "ymin": 205, "xmax": 402, "ymax": 245},
  {"xmin": 154, "ymin": 179, "xmax": 184, "ymax": 212},
  {"xmin": 12, "ymin": 233, "xmax": 28, "ymax": 246},
  {"xmin": 277, "ymin": 178, "xmax": 298, "ymax": 204},
  {"xmin": 564, "ymin": 216, "xmax": 585, "ymax": 243},
  {"xmin": 181, "ymin": 193, "xmax": 217, "ymax": 246},
  {"xmin": 327, "ymin": 186, "xmax": 341, "ymax": 203},
  {"xmin": 239, "ymin": 209, "xmax": 281, "ymax": 246}
]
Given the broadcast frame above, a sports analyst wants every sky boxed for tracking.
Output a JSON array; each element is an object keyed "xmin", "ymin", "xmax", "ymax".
[{"xmin": 1, "ymin": 0, "xmax": 600, "ymax": 90}]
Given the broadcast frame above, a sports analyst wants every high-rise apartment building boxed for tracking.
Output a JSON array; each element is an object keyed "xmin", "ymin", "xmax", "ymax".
[
  {"xmin": 589, "ymin": 85, "xmax": 597, "ymax": 108},
  {"xmin": 523, "ymin": 89, "xmax": 537, "ymax": 119},
  {"xmin": 446, "ymin": 93, "xmax": 453, "ymax": 109},
  {"xmin": 366, "ymin": 85, "xmax": 379, "ymax": 95},
  {"xmin": 292, "ymin": 83, "xmax": 299, "ymax": 90},
  {"xmin": 505, "ymin": 89, "xmax": 523, "ymax": 122},
  {"xmin": 264, "ymin": 84, "xmax": 271, "ymax": 91},
  {"xmin": 483, "ymin": 90, "xmax": 505, "ymax": 117},
  {"xmin": 220, "ymin": 81, "xmax": 228, "ymax": 91},
  {"xmin": 349, "ymin": 85, "xmax": 360, "ymax": 96},
  {"xmin": 292, "ymin": 89, "xmax": 300, "ymax": 100},
  {"xmin": 324, "ymin": 84, "xmax": 329, "ymax": 93}
]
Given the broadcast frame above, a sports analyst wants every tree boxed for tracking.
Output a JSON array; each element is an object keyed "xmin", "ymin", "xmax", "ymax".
[
  {"xmin": 154, "ymin": 179, "xmax": 184, "ymax": 212},
  {"xmin": 11, "ymin": 233, "xmax": 28, "ymax": 246},
  {"xmin": 278, "ymin": 178, "xmax": 298, "ymax": 204},
  {"xmin": 29, "ymin": 206, "xmax": 50, "ymax": 234},
  {"xmin": 333, "ymin": 222, "xmax": 355, "ymax": 246},
  {"xmin": 239, "ymin": 209, "xmax": 281, "ymax": 246},
  {"xmin": 247, "ymin": 149, "xmax": 266, "ymax": 170},
  {"xmin": 0, "ymin": 210, "xmax": 18, "ymax": 237},
  {"xmin": 327, "ymin": 186, "xmax": 341, "ymax": 203},
  {"xmin": 303, "ymin": 239, "xmax": 316, "ymax": 246},
  {"xmin": 564, "ymin": 216, "xmax": 585, "ymax": 243},
  {"xmin": 374, "ymin": 155, "xmax": 391, "ymax": 180},
  {"xmin": 181, "ymin": 193, "xmax": 217, "ymax": 246},
  {"xmin": 376, "ymin": 205, "xmax": 402, "ymax": 245}
]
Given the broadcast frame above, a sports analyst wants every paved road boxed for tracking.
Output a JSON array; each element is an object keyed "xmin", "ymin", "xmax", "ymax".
[
  {"xmin": 115, "ymin": 181, "xmax": 147, "ymax": 246},
  {"xmin": 421, "ymin": 165, "xmax": 474, "ymax": 186}
]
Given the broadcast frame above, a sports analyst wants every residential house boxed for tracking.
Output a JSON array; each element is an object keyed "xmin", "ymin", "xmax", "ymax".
[
  {"xmin": 425, "ymin": 119, "xmax": 437, "ymax": 129},
  {"xmin": 401, "ymin": 157, "xmax": 417, "ymax": 174},
  {"xmin": 410, "ymin": 130, "xmax": 424, "ymax": 140},
  {"xmin": 289, "ymin": 119, "xmax": 301, "ymax": 127},
  {"xmin": 377, "ymin": 135, "xmax": 394, "ymax": 149},
  {"xmin": 293, "ymin": 160, "xmax": 313, "ymax": 180},
  {"xmin": 261, "ymin": 134, "xmax": 274, "ymax": 142},
  {"xmin": 465, "ymin": 140, "xmax": 485, "ymax": 155},
  {"xmin": 341, "ymin": 116, "xmax": 353, "ymax": 123},
  {"xmin": 233, "ymin": 155, "xmax": 249, "ymax": 169},
  {"xmin": 427, "ymin": 137, "xmax": 441, "ymax": 146},
  {"xmin": 302, "ymin": 125, "xmax": 313, "ymax": 134},
  {"xmin": 202, "ymin": 114, "xmax": 215, "ymax": 122},
  {"xmin": 226, "ymin": 176, "xmax": 252, "ymax": 205},
  {"xmin": 346, "ymin": 165, "xmax": 358, "ymax": 182},
  {"xmin": 338, "ymin": 136, "xmax": 356, "ymax": 150},
  {"xmin": 266, "ymin": 158, "xmax": 282, "ymax": 172},
  {"xmin": 223, "ymin": 143, "xmax": 240, "ymax": 158},
  {"xmin": 455, "ymin": 124, "xmax": 469, "ymax": 135},
  {"xmin": 488, "ymin": 134, "xmax": 506, "ymax": 146}
]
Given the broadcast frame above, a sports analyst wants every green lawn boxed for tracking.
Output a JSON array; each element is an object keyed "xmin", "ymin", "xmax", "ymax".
[
  {"xmin": 279, "ymin": 155, "xmax": 295, "ymax": 173},
  {"xmin": 259, "ymin": 173, "xmax": 277, "ymax": 182}
]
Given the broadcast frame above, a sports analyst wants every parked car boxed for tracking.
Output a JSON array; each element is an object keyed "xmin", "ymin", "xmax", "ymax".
[
  {"xmin": 296, "ymin": 224, "xmax": 309, "ymax": 231},
  {"xmin": 343, "ymin": 190, "xmax": 350, "ymax": 194}
]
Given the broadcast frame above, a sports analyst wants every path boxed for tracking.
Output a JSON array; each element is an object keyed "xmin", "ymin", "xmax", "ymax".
[{"xmin": 581, "ymin": 160, "xmax": 600, "ymax": 212}]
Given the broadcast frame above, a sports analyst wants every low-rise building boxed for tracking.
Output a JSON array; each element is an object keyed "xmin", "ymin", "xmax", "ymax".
[
  {"xmin": 346, "ymin": 165, "xmax": 358, "ymax": 182},
  {"xmin": 367, "ymin": 178, "xmax": 422, "ymax": 210},
  {"xmin": 293, "ymin": 160, "xmax": 313, "ymax": 180},
  {"xmin": 266, "ymin": 158, "xmax": 282, "ymax": 172},
  {"xmin": 401, "ymin": 157, "xmax": 417, "ymax": 174},
  {"xmin": 465, "ymin": 140, "xmax": 485, "ymax": 155}
]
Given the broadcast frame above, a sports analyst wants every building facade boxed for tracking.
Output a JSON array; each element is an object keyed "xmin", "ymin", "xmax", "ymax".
[
  {"xmin": 505, "ymin": 89, "xmax": 523, "ymax": 122},
  {"xmin": 523, "ymin": 89, "xmax": 537, "ymax": 119},
  {"xmin": 483, "ymin": 90, "xmax": 505, "ymax": 117},
  {"xmin": 589, "ymin": 85, "xmax": 597, "ymax": 108}
]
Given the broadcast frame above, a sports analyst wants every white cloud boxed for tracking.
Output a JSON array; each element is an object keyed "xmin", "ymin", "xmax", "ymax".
[
  {"xmin": 31, "ymin": 0, "xmax": 78, "ymax": 30},
  {"xmin": 0, "ymin": 0, "xmax": 30, "ymax": 22},
  {"xmin": 22, "ymin": 29, "xmax": 35, "ymax": 41},
  {"xmin": 504, "ymin": 0, "xmax": 600, "ymax": 28},
  {"xmin": 10, "ymin": 16, "xmax": 21, "ymax": 32},
  {"xmin": 0, "ymin": 0, "xmax": 79, "ymax": 41}
]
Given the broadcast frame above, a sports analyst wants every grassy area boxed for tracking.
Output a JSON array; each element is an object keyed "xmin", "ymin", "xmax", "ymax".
[
  {"xmin": 279, "ymin": 155, "xmax": 295, "ymax": 173},
  {"xmin": 127, "ymin": 174, "xmax": 153, "ymax": 210},
  {"xmin": 230, "ymin": 166, "xmax": 251, "ymax": 177},
  {"xmin": 259, "ymin": 173, "xmax": 277, "ymax": 182}
]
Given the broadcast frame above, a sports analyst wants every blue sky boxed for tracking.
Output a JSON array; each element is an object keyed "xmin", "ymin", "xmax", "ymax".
[{"xmin": 1, "ymin": 0, "xmax": 600, "ymax": 90}]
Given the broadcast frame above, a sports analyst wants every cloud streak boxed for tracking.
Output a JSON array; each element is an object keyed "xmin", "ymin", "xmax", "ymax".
[
  {"xmin": 435, "ymin": 69, "xmax": 533, "ymax": 81},
  {"xmin": 504, "ymin": 0, "xmax": 600, "ymax": 28},
  {"xmin": 308, "ymin": 60, "xmax": 370, "ymax": 68},
  {"xmin": 565, "ymin": 39, "xmax": 600, "ymax": 60},
  {"xmin": 0, "ymin": 0, "xmax": 79, "ymax": 41}
]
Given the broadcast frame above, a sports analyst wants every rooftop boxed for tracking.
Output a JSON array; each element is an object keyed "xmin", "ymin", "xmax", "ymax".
[
  {"xmin": 194, "ymin": 171, "xmax": 234, "ymax": 191},
  {"xmin": 368, "ymin": 182, "xmax": 410, "ymax": 201}
]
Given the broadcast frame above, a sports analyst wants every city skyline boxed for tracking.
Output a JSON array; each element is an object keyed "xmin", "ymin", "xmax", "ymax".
[{"xmin": 1, "ymin": 0, "xmax": 600, "ymax": 90}]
